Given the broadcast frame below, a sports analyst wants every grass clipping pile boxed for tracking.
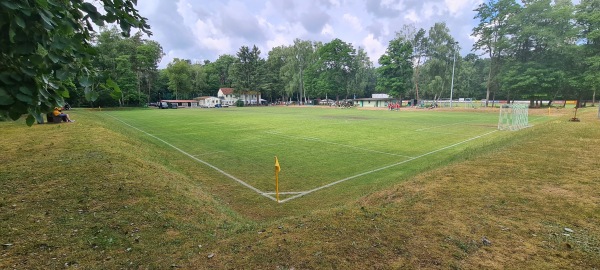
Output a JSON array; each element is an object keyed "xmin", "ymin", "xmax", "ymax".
[{"xmin": 1, "ymin": 108, "xmax": 599, "ymax": 269}]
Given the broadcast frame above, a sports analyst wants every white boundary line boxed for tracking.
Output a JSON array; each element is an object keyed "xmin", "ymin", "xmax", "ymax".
[
  {"xmin": 265, "ymin": 131, "xmax": 415, "ymax": 159},
  {"xmin": 107, "ymin": 113, "xmax": 497, "ymax": 204},
  {"xmin": 262, "ymin": 192, "xmax": 305, "ymax": 195},
  {"xmin": 278, "ymin": 130, "xmax": 499, "ymax": 203},
  {"xmin": 106, "ymin": 114, "xmax": 278, "ymax": 202}
]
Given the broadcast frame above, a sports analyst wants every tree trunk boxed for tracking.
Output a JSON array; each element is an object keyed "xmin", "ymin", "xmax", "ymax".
[{"xmin": 485, "ymin": 61, "xmax": 492, "ymax": 107}]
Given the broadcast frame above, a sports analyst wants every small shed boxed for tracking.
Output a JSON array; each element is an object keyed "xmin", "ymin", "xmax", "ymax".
[
  {"xmin": 160, "ymin": 100, "xmax": 198, "ymax": 108},
  {"xmin": 353, "ymin": 98, "xmax": 398, "ymax": 108}
]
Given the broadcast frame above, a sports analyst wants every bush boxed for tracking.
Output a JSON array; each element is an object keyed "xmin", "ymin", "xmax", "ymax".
[{"xmin": 235, "ymin": 100, "xmax": 245, "ymax": 107}]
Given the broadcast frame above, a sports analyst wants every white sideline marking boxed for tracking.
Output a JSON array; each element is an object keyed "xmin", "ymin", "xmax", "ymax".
[
  {"xmin": 106, "ymin": 114, "xmax": 277, "ymax": 202},
  {"xmin": 262, "ymin": 192, "xmax": 306, "ymax": 195},
  {"xmin": 415, "ymin": 120, "xmax": 475, "ymax": 131},
  {"xmin": 265, "ymin": 131, "xmax": 415, "ymax": 158},
  {"xmin": 278, "ymin": 130, "xmax": 499, "ymax": 203}
]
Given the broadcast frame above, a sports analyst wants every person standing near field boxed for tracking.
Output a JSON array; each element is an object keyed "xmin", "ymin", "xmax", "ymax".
[{"xmin": 53, "ymin": 107, "xmax": 74, "ymax": 122}]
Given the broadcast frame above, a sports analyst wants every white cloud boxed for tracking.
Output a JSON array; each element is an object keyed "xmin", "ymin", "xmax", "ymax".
[
  {"xmin": 135, "ymin": 0, "xmax": 491, "ymax": 68},
  {"xmin": 362, "ymin": 34, "xmax": 386, "ymax": 63},
  {"xmin": 444, "ymin": 0, "xmax": 481, "ymax": 16},
  {"xmin": 321, "ymin": 23, "xmax": 335, "ymax": 37},
  {"xmin": 190, "ymin": 13, "xmax": 232, "ymax": 55},
  {"xmin": 404, "ymin": 10, "xmax": 419, "ymax": 23},
  {"xmin": 343, "ymin": 14, "xmax": 363, "ymax": 32}
]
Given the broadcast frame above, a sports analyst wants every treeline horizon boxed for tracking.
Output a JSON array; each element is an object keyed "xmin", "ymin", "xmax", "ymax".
[{"xmin": 68, "ymin": 0, "xmax": 598, "ymax": 108}]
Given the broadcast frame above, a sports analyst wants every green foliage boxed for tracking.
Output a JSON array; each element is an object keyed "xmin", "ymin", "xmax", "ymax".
[
  {"xmin": 310, "ymin": 39, "xmax": 356, "ymax": 100},
  {"xmin": 231, "ymin": 45, "xmax": 265, "ymax": 94},
  {"xmin": 377, "ymin": 36, "xmax": 413, "ymax": 98},
  {"xmin": 235, "ymin": 99, "xmax": 245, "ymax": 107},
  {"xmin": 165, "ymin": 59, "xmax": 193, "ymax": 100},
  {"xmin": 92, "ymin": 27, "xmax": 163, "ymax": 107},
  {"xmin": 576, "ymin": 0, "xmax": 600, "ymax": 93},
  {"xmin": 0, "ymin": 0, "xmax": 150, "ymax": 125}
]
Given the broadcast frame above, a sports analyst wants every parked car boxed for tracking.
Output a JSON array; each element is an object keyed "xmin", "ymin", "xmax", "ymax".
[
  {"xmin": 170, "ymin": 103, "xmax": 178, "ymax": 109},
  {"xmin": 158, "ymin": 102, "xmax": 169, "ymax": 109}
]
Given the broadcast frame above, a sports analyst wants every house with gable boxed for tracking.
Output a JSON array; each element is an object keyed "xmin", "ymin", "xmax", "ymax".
[
  {"xmin": 217, "ymin": 88, "xmax": 263, "ymax": 106},
  {"xmin": 217, "ymin": 88, "xmax": 237, "ymax": 106}
]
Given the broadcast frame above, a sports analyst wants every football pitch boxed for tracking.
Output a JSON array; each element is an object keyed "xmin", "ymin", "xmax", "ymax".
[{"xmin": 102, "ymin": 106, "xmax": 539, "ymax": 203}]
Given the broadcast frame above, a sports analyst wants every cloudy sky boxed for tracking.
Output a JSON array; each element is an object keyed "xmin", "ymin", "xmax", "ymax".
[{"xmin": 136, "ymin": 0, "xmax": 486, "ymax": 68}]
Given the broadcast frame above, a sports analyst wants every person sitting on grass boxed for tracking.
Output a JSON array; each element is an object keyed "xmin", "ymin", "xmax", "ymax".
[{"xmin": 53, "ymin": 107, "xmax": 74, "ymax": 122}]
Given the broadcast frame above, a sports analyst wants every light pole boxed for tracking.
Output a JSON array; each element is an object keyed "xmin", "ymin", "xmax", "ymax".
[{"xmin": 450, "ymin": 42, "xmax": 457, "ymax": 108}]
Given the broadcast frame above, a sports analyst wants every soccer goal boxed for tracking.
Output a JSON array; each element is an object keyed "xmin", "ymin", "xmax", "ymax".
[{"xmin": 498, "ymin": 103, "xmax": 529, "ymax": 131}]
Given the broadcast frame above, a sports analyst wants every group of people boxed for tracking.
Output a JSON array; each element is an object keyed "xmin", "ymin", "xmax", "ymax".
[{"xmin": 388, "ymin": 102, "xmax": 401, "ymax": 111}]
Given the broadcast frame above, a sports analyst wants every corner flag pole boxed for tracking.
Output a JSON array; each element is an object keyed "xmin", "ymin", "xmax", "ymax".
[{"xmin": 275, "ymin": 156, "xmax": 281, "ymax": 203}]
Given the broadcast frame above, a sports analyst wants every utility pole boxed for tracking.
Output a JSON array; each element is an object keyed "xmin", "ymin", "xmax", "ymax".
[{"xmin": 450, "ymin": 42, "xmax": 457, "ymax": 109}]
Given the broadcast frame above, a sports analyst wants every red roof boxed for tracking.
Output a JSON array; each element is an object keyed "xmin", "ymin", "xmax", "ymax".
[{"xmin": 219, "ymin": 88, "xmax": 234, "ymax": 95}]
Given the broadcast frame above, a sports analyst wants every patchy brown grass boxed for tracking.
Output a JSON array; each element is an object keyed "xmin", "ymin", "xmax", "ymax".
[{"xmin": 1, "ymin": 107, "xmax": 599, "ymax": 269}]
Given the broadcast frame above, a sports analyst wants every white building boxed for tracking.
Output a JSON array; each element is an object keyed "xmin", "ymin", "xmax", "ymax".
[
  {"xmin": 217, "ymin": 88, "xmax": 262, "ymax": 106},
  {"xmin": 194, "ymin": 96, "xmax": 221, "ymax": 108}
]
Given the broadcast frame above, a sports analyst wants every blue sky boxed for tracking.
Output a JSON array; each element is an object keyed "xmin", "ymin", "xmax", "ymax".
[{"xmin": 136, "ymin": 0, "xmax": 488, "ymax": 68}]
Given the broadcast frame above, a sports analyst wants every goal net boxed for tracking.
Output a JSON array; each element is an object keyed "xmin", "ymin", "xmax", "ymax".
[{"xmin": 498, "ymin": 103, "xmax": 529, "ymax": 131}]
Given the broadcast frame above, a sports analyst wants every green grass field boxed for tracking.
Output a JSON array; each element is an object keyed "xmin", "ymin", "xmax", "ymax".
[
  {"xmin": 2, "ymin": 105, "xmax": 599, "ymax": 269},
  {"xmin": 101, "ymin": 106, "xmax": 545, "ymax": 203}
]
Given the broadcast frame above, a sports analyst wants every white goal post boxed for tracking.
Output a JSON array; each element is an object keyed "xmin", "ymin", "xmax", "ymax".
[{"xmin": 498, "ymin": 103, "xmax": 529, "ymax": 131}]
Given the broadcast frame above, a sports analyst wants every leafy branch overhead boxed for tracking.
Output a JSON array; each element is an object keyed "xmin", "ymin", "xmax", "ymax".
[{"xmin": 0, "ymin": 0, "xmax": 150, "ymax": 125}]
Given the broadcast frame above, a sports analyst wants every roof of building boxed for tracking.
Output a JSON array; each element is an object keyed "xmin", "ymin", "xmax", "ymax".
[
  {"xmin": 160, "ymin": 100, "xmax": 197, "ymax": 103},
  {"xmin": 353, "ymin": 98, "xmax": 398, "ymax": 101},
  {"xmin": 219, "ymin": 88, "xmax": 234, "ymax": 95},
  {"xmin": 194, "ymin": 96, "xmax": 219, "ymax": 100}
]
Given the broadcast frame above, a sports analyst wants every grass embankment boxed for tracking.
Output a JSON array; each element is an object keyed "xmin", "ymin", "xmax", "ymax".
[{"xmin": 1, "ymin": 107, "xmax": 599, "ymax": 269}]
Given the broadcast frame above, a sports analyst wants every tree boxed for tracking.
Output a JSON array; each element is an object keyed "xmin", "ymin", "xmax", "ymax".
[
  {"xmin": 311, "ymin": 39, "xmax": 356, "ymax": 101},
  {"xmin": 503, "ymin": 0, "xmax": 579, "ymax": 106},
  {"xmin": 376, "ymin": 36, "xmax": 413, "ymax": 100},
  {"xmin": 285, "ymin": 39, "xmax": 314, "ymax": 104},
  {"xmin": 231, "ymin": 45, "xmax": 265, "ymax": 104},
  {"xmin": 165, "ymin": 58, "xmax": 193, "ymax": 100},
  {"xmin": 135, "ymin": 40, "xmax": 163, "ymax": 104},
  {"xmin": 472, "ymin": 0, "xmax": 519, "ymax": 106},
  {"xmin": 0, "ymin": 0, "xmax": 150, "ymax": 125},
  {"xmin": 264, "ymin": 46, "xmax": 289, "ymax": 102},
  {"xmin": 350, "ymin": 47, "xmax": 375, "ymax": 99},
  {"xmin": 397, "ymin": 24, "xmax": 428, "ymax": 101},
  {"xmin": 92, "ymin": 28, "xmax": 162, "ymax": 106},
  {"xmin": 458, "ymin": 54, "xmax": 489, "ymax": 99},
  {"xmin": 576, "ymin": 0, "xmax": 600, "ymax": 106},
  {"xmin": 421, "ymin": 22, "xmax": 457, "ymax": 100},
  {"xmin": 213, "ymin": 54, "xmax": 236, "ymax": 88}
]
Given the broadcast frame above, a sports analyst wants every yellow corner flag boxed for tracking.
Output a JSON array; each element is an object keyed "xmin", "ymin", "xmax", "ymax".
[
  {"xmin": 275, "ymin": 156, "xmax": 281, "ymax": 203},
  {"xmin": 275, "ymin": 156, "xmax": 281, "ymax": 173}
]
